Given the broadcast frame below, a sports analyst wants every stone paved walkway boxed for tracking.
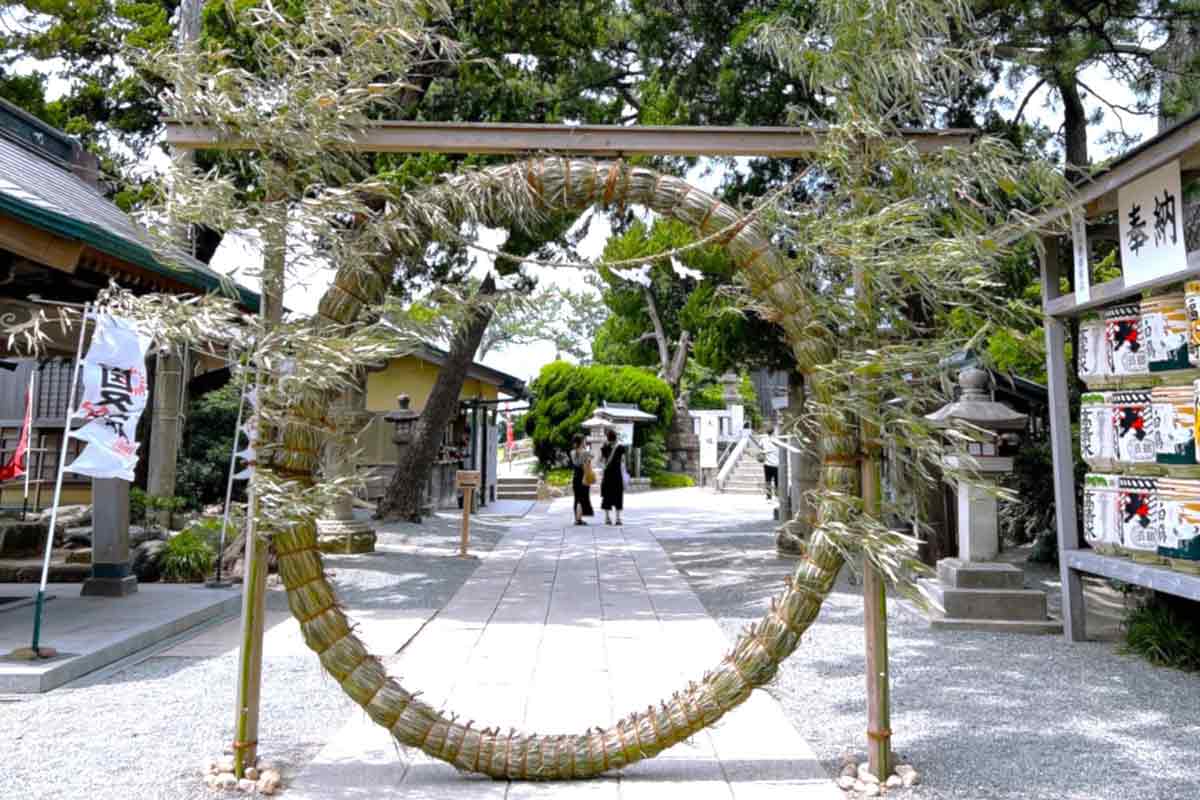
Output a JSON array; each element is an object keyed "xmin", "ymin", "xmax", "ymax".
[{"xmin": 290, "ymin": 519, "xmax": 839, "ymax": 799}]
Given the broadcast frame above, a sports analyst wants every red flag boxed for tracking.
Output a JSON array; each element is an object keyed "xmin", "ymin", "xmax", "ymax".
[{"xmin": 0, "ymin": 386, "xmax": 32, "ymax": 481}]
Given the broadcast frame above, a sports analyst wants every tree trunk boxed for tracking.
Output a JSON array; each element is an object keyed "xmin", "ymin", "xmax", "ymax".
[
  {"xmin": 376, "ymin": 274, "xmax": 497, "ymax": 522},
  {"xmin": 1158, "ymin": 15, "xmax": 1200, "ymax": 132},
  {"xmin": 1057, "ymin": 73, "xmax": 1089, "ymax": 181}
]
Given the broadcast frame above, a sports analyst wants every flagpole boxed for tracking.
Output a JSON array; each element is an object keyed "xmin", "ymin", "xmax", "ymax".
[
  {"xmin": 22, "ymin": 368, "xmax": 36, "ymax": 520},
  {"xmin": 29, "ymin": 303, "xmax": 90, "ymax": 658},
  {"xmin": 209, "ymin": 359, "xmax": 248, "ymax": 589}
]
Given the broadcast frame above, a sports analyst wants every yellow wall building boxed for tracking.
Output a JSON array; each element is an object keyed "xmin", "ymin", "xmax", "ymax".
[{"xmin": 357, "ymin": 344, "xmax": 525, "ymax": 506}]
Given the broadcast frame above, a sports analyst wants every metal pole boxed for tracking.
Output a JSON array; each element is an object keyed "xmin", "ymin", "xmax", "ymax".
[
  {"xmin": 30, "ymin": 303, "xmax": 90, "ymax": 657},
  {"xmin": 209, "ymin": 361, "xmax": 248, "ymax": 588}
]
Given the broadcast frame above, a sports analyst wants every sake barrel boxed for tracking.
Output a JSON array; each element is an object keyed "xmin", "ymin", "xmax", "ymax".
[
  {"xmin": 1083, "ymin": 474, "xmax": 1123, "ymax": 556},
  {"xmin": 1112, "ymin": 390, "xmax": 1158, "ymax": 466},
  {"xmin": 1152, "ymin": 385, "xmax": 1198, "ymax": 469},
  {"xmin": 1077, "ymin": 319, "xmax": 1110, "ymax": 387},
  {"xmin": 1119, "ymin": 476, "xmax": 1166, "ymax": 564},
  {"xmin": 1155, "ymin": 478, "xmax": 1200, "ymax": 574},
  {"xmin": 1142, "ymin": 293, "xmax": 1193, "ymax": 372},
  {"xmin": 1105, "ymin": 303, "xmax": 1149, "ymax": 377},
  {"xmin": 1080, "ymin": 392, "xmax": 1117, "ymax": 470},
  {"xmin": 1184, "ymin": 280, "xmax": 1200, "ymax": 361}
]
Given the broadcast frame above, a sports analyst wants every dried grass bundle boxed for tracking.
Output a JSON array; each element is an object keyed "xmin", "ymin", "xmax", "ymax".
[{"xmin": 258, "ymin": 157, "xmax": 859, "ymax": 778}]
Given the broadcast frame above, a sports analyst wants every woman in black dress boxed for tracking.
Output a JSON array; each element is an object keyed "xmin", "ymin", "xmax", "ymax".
[
  {"xmin": 600, "ymin": 429, "xmax": 626, "ymax": 525},
  {"xmin": 570, "ymin": 433, "xmax": 594, "ymax": 525}
]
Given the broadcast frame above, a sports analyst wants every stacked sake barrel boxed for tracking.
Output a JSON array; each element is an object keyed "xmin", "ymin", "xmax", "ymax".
[{"xmin": 1078, "ymin": 285, "xmax": 1200, "ymax": 574}]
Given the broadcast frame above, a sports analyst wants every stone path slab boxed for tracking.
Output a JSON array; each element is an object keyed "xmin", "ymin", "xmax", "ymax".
[{"xmin": 289, "ymin": 523, "xmax": 838, "ymax": 799}]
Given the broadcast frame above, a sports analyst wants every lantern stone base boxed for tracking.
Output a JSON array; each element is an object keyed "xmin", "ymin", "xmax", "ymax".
[
  {"xmin": 316, "ymin": 519, "xmax": 377, "ymax": 554},
  {"xmin": 918, "ymin": 558, "xmax": 1062, "ymax": 634}
]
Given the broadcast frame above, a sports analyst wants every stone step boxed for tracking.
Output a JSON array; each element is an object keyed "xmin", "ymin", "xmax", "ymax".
[
  {"xmin": 723, "ymin": 485, "xmax": 767, "ymax": 495},
  {"xmin": 937, "ymin": 558, "xmax": 1025, "ymax": 590},
  {"xmin": 921, "ymin": 579, "xmax": 1050, "ymax": 622},
  {"xmin": 497, "ymin": 491, "xmax": 538, "ymax": 500},
  {"xmin": 929, "ymin": 615, "xmax": 1064, "ymax": 634},
  {"xmin": 497, "ymin": 478, "xmax": 539, "ymax": 487}
]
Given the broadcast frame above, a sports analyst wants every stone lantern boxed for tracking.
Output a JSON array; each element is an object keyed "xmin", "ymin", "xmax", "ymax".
[
  {"xmin": 316, "ymin": 389, "xmax": 377, "ymax": 554},
  {"xmin": 385, "ymin": 394, "xmax": 420, "ymax": 446},
  {"xmin": 921, "ymin": 367, "xmax": 1059, "ymax": 632},
  {"xmin": 926, "ymin": 367, "xmax": 1026, "ymax": 561}
]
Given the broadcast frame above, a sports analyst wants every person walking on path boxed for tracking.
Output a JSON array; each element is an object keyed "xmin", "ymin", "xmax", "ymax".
[
  {"xmin": 570, "ymin": 433, "xmax": 595, "ymax": 525},
  {"xmin": 600, "ymin": 429, "xmax": 627, "ymax": 525},
  {"xmin": 758, "ymin": 431, "xmax": 779, "ymax": 501}
]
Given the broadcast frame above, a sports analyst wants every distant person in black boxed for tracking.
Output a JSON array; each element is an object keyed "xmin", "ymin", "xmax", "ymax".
[
  {"xmin": 600, "ymin": 429, "xmax": 626, "ymax": 525},
  {"xmin": 570, "ymin": 433, "xmax": 594, "ymax": 525}
]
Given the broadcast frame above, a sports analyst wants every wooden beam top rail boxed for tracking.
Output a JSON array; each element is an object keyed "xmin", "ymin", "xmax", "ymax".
[
  {"xmin": 163, "ymin": 120, "xmax": 977, "ymax": 157},
  {"xmin": 1067, "ymin": 550, "xmax": 1200, "ymax": 602},
  {"xmin": 1043, "ymin": 249, "xmax": 1200, "ymax": 317},
  {"xmin": 1007, "ymin": 114, "xmax": 1200, "ymax": 245}
]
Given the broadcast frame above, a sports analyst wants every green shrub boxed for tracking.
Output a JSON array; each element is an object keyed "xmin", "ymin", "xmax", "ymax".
[
  {"xmin": 1123, "ymin": 595, "xmax": 1200, "ymax": 672},
  {"xmin": 640, "ymin": 431, "xmax": 667, "ymax": 477},
  {"xmin": 176, "ymin": 382, "xmax": 245, "ymax": 511},
  {"xmin": 160, "ymin": 529, "xmax": 216, "ymax": 582},
  {"xmin": 651, "ymin": 472, "xmax": 695, "ymax": 489},
  {"xmin": 525, "ymin": 361, "xmax": 674, "ymax": 468},
  {"xmin": 544, "ymin": 468, "xmax": 573, "ymax": 487},
  {"xmin": 130, "ymin": 487, "xmax": 148, "ymax": 525},
  {"xmin": 183, "ymin": 516, "xmax": 231, "ymax": 553}
]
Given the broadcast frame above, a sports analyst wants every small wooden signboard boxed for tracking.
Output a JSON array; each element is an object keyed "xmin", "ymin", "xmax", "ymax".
[{"xmin": 455, "ymin": 470, "xmax": 481, "ymax": 557}]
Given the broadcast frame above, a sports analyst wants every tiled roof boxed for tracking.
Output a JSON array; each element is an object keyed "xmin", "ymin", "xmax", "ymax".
[{"xmin": 0, "ymin": 105, "xmax": 258, "ymax": 311}]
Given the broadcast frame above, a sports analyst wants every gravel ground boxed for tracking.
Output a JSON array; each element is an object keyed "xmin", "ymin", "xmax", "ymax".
[
  {"xmin": 0, "ymin": 508, "xmax": 522, "ymax": 800},
  {"xmin": 659, "ymin": 529, "xmax": 1200, "ymax": 800}
]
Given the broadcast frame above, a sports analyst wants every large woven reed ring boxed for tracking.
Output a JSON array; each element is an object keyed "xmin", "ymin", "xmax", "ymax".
[{"xmin": 273, "ymin": 159, "xmax": 849, "ymax": 779}]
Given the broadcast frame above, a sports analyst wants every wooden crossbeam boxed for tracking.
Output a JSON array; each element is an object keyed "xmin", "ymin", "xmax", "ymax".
[{"xmin": 164, "ymin": 120, "xmax": 976, "ymax": 157}]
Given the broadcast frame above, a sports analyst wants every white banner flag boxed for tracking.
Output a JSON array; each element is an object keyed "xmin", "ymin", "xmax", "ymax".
[{"xmin": 68, "ymin": 314, "xmax": 152, "ymax": 481}]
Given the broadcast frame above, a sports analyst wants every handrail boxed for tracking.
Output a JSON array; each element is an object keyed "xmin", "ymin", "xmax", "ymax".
[{"xmin": 716, "ymin": 431, "xmax": 751, "ymax": 491}]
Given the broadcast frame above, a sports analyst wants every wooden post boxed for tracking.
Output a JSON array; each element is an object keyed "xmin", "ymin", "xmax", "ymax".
[
  {"xmin": 1039, "ymin": 235, "xmax": 1087, "ymax": 642},
  {"xmin": 460, "ymin": 487, "xmax": 473, "ymax": 556},
  {"xmin": 456, "ymin": 470, "xmax": 480, "ymax": 558}
]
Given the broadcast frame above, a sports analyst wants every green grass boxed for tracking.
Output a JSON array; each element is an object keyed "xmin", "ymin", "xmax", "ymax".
[
  {"xmin": 1122, "ymin": 597, "xmax": 1200, "ymax": 672},
  {"xmin": 160, "ymin": 529, "xmax": 216, "ymax": 582},
  {"xmin": 650, "ymin": 472, "xmax": 695, "ymax": 489},
  {"xmin": 544, "ymin": 468, "xmax": 573, "ymax": 487}
]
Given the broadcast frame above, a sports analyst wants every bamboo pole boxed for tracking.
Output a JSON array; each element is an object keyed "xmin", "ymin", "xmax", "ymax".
[
  {"xmin": 854, "ymin": 259, "xmax": 892, "ymax": 779},
  {"xmin": 861, "ymin": 439, "xmax": 892, "ymax": 778},
  {"xmin": 232, "ymin": 173, "xmax": 286, "ymax": 777}
]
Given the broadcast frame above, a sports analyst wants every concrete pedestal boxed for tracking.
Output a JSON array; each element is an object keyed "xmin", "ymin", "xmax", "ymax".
[
  {"xmin": 316, "ymin": 518, "xmax": 377, "ymax": 555},
  {"xmin": 956, "ymin": 480, "xmax": 1000, "ymax": 562},
  {"xmin": 317, "ymin": 396, "xmax": 376, "ymax": 554},
  {"xmin": 920, "ymin": 558, "xmax": 1060, "ymax": 634},
  {"xmin": 81, "ymin": 479, "xmax": 137, "ymax": 597}
]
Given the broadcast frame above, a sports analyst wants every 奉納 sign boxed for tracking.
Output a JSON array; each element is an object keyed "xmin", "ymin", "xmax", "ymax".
[
  {"xmin": 456, "ymin": 470, "xmax": 481, "ymax": 489},
  {"xmin": 1118, "ymin": 160, "xmax": 1188, "ymax": 288}
]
